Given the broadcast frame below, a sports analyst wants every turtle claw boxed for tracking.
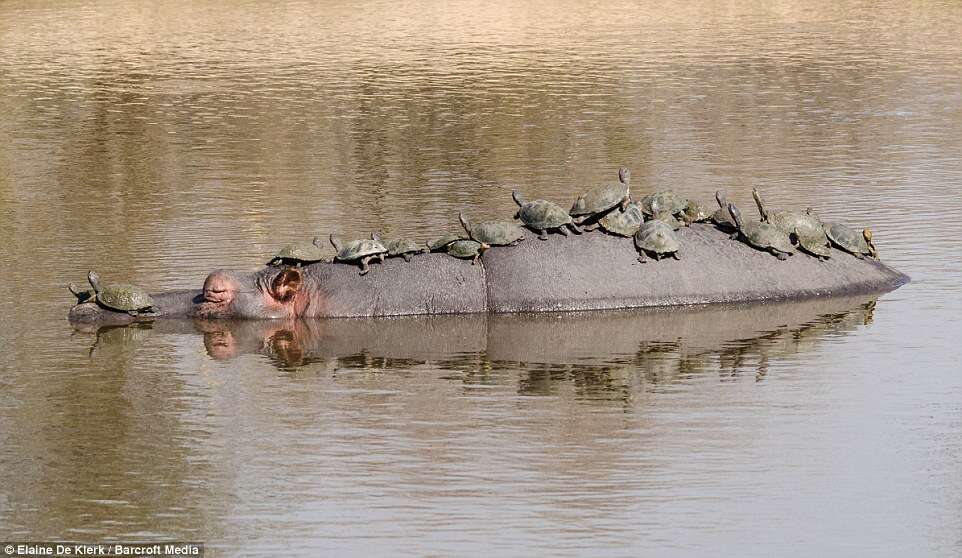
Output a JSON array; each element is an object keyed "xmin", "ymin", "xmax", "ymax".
[
  {"xmin": 538, "ymin": 230, "xmax": 548, "ymax": 240},
  {"xmin": 403, "ymin": 253, "xmax": 412, "ymax": 262},
  {"xmin": 568, "ymin": 223, "xmax": 583, "ymax": 235},
  {"xmin": 672, "ymin": 252, "xmax": 680, "ymax": 260},
  {"xmin": 359, "ymin": 257, "xmax": 371, "ymax": 275},
  {"xmin": 557, "ymin": 227, "xmax": 568, "ymax": 237}
]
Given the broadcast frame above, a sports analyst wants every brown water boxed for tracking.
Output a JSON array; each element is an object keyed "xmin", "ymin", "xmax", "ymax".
[{"xmin": 1, "ymin": 0, "xmax": 961, "ymax": 555}]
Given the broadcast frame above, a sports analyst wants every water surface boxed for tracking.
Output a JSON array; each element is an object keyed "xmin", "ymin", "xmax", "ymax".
[{"xmin": 1, "ymin": 0, "xmax": 961, "ymax": 556}]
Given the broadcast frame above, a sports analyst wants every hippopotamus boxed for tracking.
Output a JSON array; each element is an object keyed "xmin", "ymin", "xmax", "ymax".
[{"xmin": 68, "ymin": 224, "xmax": 909, "ymax": 324}]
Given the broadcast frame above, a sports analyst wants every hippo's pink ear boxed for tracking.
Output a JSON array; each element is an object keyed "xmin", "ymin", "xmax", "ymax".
[{"xmin": 270, "ymin": 268, "xmax": 302, "ymax": 302}]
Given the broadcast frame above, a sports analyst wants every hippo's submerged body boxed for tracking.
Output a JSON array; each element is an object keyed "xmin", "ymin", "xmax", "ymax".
[{"xmin": 68, "ymin": 224, "xmax": 909, "ymax": 324}]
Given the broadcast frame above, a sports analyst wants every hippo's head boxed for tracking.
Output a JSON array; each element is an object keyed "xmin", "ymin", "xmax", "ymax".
[{"xmin": 196, "ymin": 267, "xmax": 307, "ymax": 320}]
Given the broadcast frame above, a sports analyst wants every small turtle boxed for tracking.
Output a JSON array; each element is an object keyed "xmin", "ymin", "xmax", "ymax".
[
  {"xmin": 598, "ymin": 201, "xmax": 645, "ymax": 237},
  {"xmin": 728, "ymin": 203, "xmax": 795, "ymax": 260},
  {"xmin": 711, "ymin": 190, "xmax": 737, "ymax": 234},
  {"xmin": 679, "ymin": 199, "xmax": 711, "ymax": 225},
  {"xmin": 459, "ymin": 212, "xmax": 525, "ymax": 246},
  {"xmin": 825, "ymin": 223, "xmax": 877, "ymax": 259},
  {"xmin": 426, "ymin": 233, "xmax": 464, "ymax": 252},
  {"xmin": 330, "ymin": 233, "xmax": 389, "ymax": 275},
  {"xmin": 795, "ymin": 225, "xmax": 832, "ymax": 260},
  {"xmin": 372, "ymin": 233, "xmax": 424, "ymax": 262},
  {"xmin": 268, "ymin": 237, "xmax": 327, "ymax": 267},
  {"xmin": 634, "ymin": 220, "xmax": 680, "ymax": 262},
  {"xmin": 446, "ymin": 239, "xmax": 489, "ymax": 264},
  {"xmin": 569, "ymin": 167, "xmax": 631, "ymax": 225},
  {"xmin": 81, "ymin": 271, "xmax": 158, "ymax": 316},
  {"xmin": 752, "ymin": 188, "xmax": 823, "ymax": 238},
  {"xmin": 512, "ymin": 191, "xmax": 581, "ymax": 240},
  {"xmin": 640, "ymin": 190, "xmax": 686, "ymax": 218},
  {"xmin": 648, "ymin": 197, "xmax": 682, "ymax": 231}
]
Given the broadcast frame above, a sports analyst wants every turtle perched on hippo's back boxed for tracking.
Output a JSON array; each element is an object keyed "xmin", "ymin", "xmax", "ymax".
[
  {"xmin": 268, "ymin": 237, "xmax": 328, "ymax": 267},
  {"xmin": 634, "ymin": 220, "xmax": 680, "ymax": 262},
  {"xmin": 569, "ymin": 167, "xmax": 631, "ymax": 226},
  {"xmin": 728, "ymin": 202, "xmax": 794, "ymax": 260},
  {"xmin": 446, "ymin": 239, "xmax": 489, "ymax": 264},
  {"xmin": 459, "ymin": 212, "xmax": 525, "ymax": 246},
  {"xmin": 372, "ymin": 233, "xmax": 425, "ymax": 262},
  {"xmin": 825, "ymin": 223, "xmax": 878, "ymax": 260},
  {"xmin": 512, "ymin": 191, "xmax": 581, "ymax": 240},
  {"xmin": 330, "ymin": 233, "xmax": 389, "ymax": 275}
]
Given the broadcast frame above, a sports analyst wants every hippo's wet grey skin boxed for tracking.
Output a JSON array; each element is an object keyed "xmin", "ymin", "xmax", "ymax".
[{"xmin": 68, "ymin": 225, "xmax": 909, "ymax": 323}]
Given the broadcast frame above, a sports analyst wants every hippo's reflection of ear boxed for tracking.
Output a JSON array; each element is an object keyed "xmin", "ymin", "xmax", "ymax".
[{"xmin": 265, "ymin": 329, "xmax": 305, "ymax": 368}]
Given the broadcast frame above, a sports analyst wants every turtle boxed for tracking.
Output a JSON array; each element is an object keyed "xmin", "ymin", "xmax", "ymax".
[
  {"xmin": 80, "ymin": 271, "xmax": 158, "ymax": 316},
  {"xmin": 268, "ymin": 237, "xmax": 327, "ymax": 267},
  {"xmin": 330, "ymin": 233, "xmax": 389, "ymax": 275},
  {"xmin": 711, "ymin": 190, "xmax": 737, "ymax": 235},
  {"xmin": 825, "ymin": 223, "xmax": 877, "ymax": 259},
  {"xmin": 569, "ymin": 166, "xmax": 631, "ymax": 225},
  {"xmin": 648, "ymin": 197, "xmax": 682, "ymax": 231},
  {"xmin": 794, "ymin": 225, "xmax": 833, "ymax": 260},
  {"xmin": 728, "ymin": 202, "xmax": 795, "ymax": 260},
  {"xmin": 372, "ymin": 233, "xmax": 425, "ymax": 262},
  {"xmin": 640, "ymin": 190, "xmax": 686, "ymax": 218},
  {"xmin": 679, "ymin": 199, "xmax": 711, "ymax": 225},
  {"xmin": 446, "ymin": 239, "xmax": 489, "ymax": 264},
  {"xmin": 459, "ymin": 212, "xmax": 525, "ymax": 246},
  {"xmin": 634, "ymin": 220, "xmax": 680, "ymax": 262},
  {"xmin": 426, "ymin": 233, "xmax": 464, "ymax": 252},
  {"xmin": 597, "ymin": 201, "xmax": 644, "ymax": 237},
  {"xmin": 752, "ymin": 187, "xmax": 823, "ymax": 239},
  {"xmin": 512, "ymin": 191, "xmax": 581, "ymax": 240}
]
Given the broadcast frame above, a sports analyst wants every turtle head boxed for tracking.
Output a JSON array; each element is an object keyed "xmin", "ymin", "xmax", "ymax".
[
  {"xmin": 570, "ymin": 195, "xmax": 586, "ymax": 215},
  {"xmin": 751, "ymin": 187, "xmax": 768, "ymax": 221},
  {"xmin": 312, "ymin": 236, "xmax": 323, "ymax": 248},
  {"xmin": 511, "ymin": 190, "xmax": 526, "ymax": 207},
  {"xmin": 863, "ymin": 228, "xmax": 878, "ymax": 257},
  {"xmin": 68, "ymin": 282, "xmax": 93, "ymax": 303},
  {"xmin": 618, "ymin": 167, "xmax": 630, "ymax": 185},
  {"xmin": 715, "ymin": 190, "xmax": 728, "ymax": 209},
  {"xmin": 727, "ymin": 202, "xmax": 744, "ymax": 230},
  {"xmin": 87, "ymin": 270, "xmax": 102, "ymax": 293},
  {"xmin": 458, "ymin": 211, "xmax": 472, "ymax": 234},
  {"xmin": 329, "ymin": 234, "xmax": 343, "ymax": 252},
  {"xmin": 371, "ymin": 232, "xmax": 382, "ymax": 242}
]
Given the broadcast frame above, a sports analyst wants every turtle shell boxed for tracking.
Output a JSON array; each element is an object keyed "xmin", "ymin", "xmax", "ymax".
[
  {"xmin": 796, "ymin": 229, "xmax": 832, "ymax": 259},
  {"xmin": 426, "ymin": 233, "xmax": 463, "ymax": 252},
  {"xmin": 269, "ymin": 242, "xmax": 326, "ymax": 265},
  {"xmin": 97, "ymin": 284, "xmax": 156, "ymax": 313},
  {"xmin": 517, "ymin": 199, "xmax": 573, "ymax": 230},
  {"xmin": 744, "ymin": 221, "xmax": 795, "ymax": 254},
  {"xmin": 336, "ymin": 239, "xmax": 388, "ymax": 261},
  {"xmin": 766, "ymin": 210, "xmax": 822, "ymax": 238},
  {"xmin": 634, "ymin": 220, "xmax": 680, "ymax": 256},
  {"xmin": 640, "ymin": 191, "xmax": 686, "ymax": 217},
  {"xmin": 446, "ymin": 239, "xmax": 485, "ymax": 259},
  {"xmin": 681, "ymin": 200, "xmax": 711, "ymax": 224},
  {"xmin": 465, "ymin": 221, "xmax": 525, "ymax": 246},
  {"xmin": 825, "ymin": 223, "xmax": 871, "ymax": 256},
  {"xmin": 598, "ymin": 202, "xmax": 644, "ymax": 237},
  {"xmin": 569, "ymin": 181, "xmax": 629, "ymax": 218},
  {"xmin": 382, "ymin": 238, "xmax": 422, "ymax": 257}
]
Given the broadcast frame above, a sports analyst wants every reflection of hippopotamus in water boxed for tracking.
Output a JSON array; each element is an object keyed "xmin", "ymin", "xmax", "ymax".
[{"xmin": 68, "ymin": 225, "xmax": 908, "ymax": 324}]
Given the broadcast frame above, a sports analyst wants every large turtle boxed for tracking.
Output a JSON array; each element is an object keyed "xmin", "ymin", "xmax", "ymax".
[
  {"xmin": 268, "ymin": 237, "xmax": 327, "ymax": 267},
  {"xmin": 728, "ymin": 203, "xmax": 795, "ymax": 260},
  {"xmin": 712, "ymin": 190, "xmax": 737, "ymax": 234},
  {"xmin": 648, "ymin": 197, "xmax": 682, "ymax": 231},
  {"xmin": 330, "ymin": 233, "xmax": 389, "ymax": 275},
  {"xmin": 569, "ymin": 167, "xmax": 631, "ymax": 225},
  {"xmin": 752, "ymin": 188, "xmax": 823, "ymax": 238},
  {"xmin": 512, "ymin": 191, "xmax": 581, "ymax": 240},
  {"xmin": 598, "ymin": 201, "xmax": 644, "ymax": 237},
  {"xmin": 825, "ymin": 223, "xmax": 877, "ymax": 259},
  {"xmin": 372, "ymin": 233, "xmax": 424, "ymax": 262},
  {"xmin": 446, "ymin": 239, "xmax": 488, "ymax": 264},
  {"xmin": 634, "ymin": 220, "xmax": 680, "ymax": 262},
  {"xmin": 426, "ymin": 233, "xmax": 463, "ymax": 252},
  {"xmin": 459, "ymin": 212, "xmax": 525, "ymax": 246},
  {"xmin": 74, "ymin": 271, "xmax": 158, "ymax": 316}
]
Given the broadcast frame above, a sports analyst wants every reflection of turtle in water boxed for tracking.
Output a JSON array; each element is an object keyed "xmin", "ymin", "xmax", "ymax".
[
  {"xmin": 72, "ymin": 271, "xmax": 159, "ymax": 316},
  {"xmin": 512, "ymin": 191, "xmax": 581, "ymax": 239},
  {"xmin": 268, "ymin": 237, "xmax": 327, "ymax": 267},
  {"xmin": 825, "ymin": 223, "xmax": 878, "ymax": 259},
  {"xmin": 569, "ymin": 167, "xmax": 631, "ymax": 226},
  {"xmin": 330, "ymin": 234, "xmax": 389, "ymax": 275},
  {"xmin": 728, "ymin": 203, "xmax": 794, "ymax": 260}
]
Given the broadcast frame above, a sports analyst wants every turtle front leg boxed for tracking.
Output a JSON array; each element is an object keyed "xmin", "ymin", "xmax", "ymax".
[
  {"xmin": 471, "ymin": 253, "xmax": 479, "ymax": 265},
  {"xmin": 773, "ymin": 249, "xmax": 788, "ymax": 261},
  {"xmin": 377, "ymin": 253, "xmax": 386, "ymax": 263},
  {"xmin": 557, "ymin": 226, "xmax": 568, "ymax": 237},
  {"xmin": 853, "ymin": 252, "xmax": 865, "ymax": 260},
  {"xmin": 637, "ymin": 251, "xmax": 648, "ymax": 263},
  {"xmin": 568, "ymin": 222, "xmax": 582, "ymax": 235},
  {"xmin": 672, "ymin": 252, "xmax": 680, "ymax": 260},
  {"xmin": 359, "ymin": 256, "xmax": 371, "ymax": 275},
  {"xmin": 538, "ymin": 229, "xmax": 548, "ymax": 240},
  {"xmin": 403, "ymin": 253, "xmax": 412, "ymax": 262}
]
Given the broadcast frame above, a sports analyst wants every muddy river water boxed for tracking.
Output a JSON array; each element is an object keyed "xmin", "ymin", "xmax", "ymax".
[{"xmin": 1, "ymin": 0, "xmax": 960, "ymax": 555}]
